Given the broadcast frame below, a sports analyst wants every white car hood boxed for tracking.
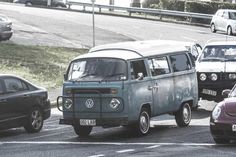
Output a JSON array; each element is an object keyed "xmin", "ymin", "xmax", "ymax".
[{"xmin": 196, "ymin": 61, "xmax": 236, "ymax": 72}]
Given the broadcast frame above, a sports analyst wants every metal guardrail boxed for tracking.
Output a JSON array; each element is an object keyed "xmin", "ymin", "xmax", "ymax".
[{"xmin": 67, "ymin": 1, "xmax": 213, "ymax": 20}]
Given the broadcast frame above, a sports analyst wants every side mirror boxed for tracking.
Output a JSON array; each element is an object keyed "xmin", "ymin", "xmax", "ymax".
[
  {"xmin": 222, "ymin": 89, "xmax": 231, "ymax": 98},
  {"xmin": 63, "ymin": 73, "xmax": 67, "ymax": 81},
  {"xmin": 137, "ymin": 72, "xmax": 144, "ymax": 80}
]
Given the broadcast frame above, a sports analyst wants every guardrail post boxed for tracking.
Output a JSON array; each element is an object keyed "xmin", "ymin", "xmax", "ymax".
[
  {"xmin": 83, "ymin": 5, "xmax": 86, "ymax": 11},
  {"xmin": 99, "ymin": 7, "xmax": 101, "ymax": 13}
]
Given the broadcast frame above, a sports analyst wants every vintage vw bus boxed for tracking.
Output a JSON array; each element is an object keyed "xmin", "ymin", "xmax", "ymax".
[{"xmin": 57, "ymin": 40, "xmax": 198, "ymax": 137}]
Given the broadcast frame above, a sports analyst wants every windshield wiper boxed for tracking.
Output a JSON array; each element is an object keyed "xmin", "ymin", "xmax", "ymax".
[
  {"xmin": 79, "ymin": 73, "xmax": 98, "ymax": 79},
  {"xmin": 100, "ymin": 73, "xmax": 125, "ymax": 82}
]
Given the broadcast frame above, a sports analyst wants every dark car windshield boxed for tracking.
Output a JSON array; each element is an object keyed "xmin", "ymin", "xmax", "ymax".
[
  {"xmin": 198, "ymin": 45, "xmax": 236, "ymax": 62},
  {"xmin": 67, "ymin": 58, "xmax": 127, "ymax": 82},
  {"xmin": 229, "ymin": 12, "xmax": 236, "ymax": 20}
]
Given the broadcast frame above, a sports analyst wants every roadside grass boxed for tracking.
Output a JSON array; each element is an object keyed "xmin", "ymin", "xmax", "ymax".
[{"xmin": 0, "ymin": 43, "xmax": 88, "ymax": 89}]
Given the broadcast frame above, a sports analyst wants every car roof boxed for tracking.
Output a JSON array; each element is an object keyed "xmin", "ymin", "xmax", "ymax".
[
  {"xmin": 73, "ymin": 40, "xmax": 191, "ymax": 61},
  {"xmin": 217, "ymin": 9, "xmax": 236, "ymax": 12},
  {"xmin": 205, "ymin": 41, "xmax": 236, "ymax": 46}
]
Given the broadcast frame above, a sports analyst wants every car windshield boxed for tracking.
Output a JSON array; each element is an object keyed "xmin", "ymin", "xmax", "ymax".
[
  {"xmin": 230, "ymin": 86, "xmax": 236, "ymax": 97},
  {"xmin": 67, "ymin": 58, "xmax": 127, "ymax": 82},
  {"xmin": 198, "ymin": 45, "xmax": 236, "ymax": 62},
  {"xmin": 229, "ymin": 12, "xmax": 236, "ymax": 20}
]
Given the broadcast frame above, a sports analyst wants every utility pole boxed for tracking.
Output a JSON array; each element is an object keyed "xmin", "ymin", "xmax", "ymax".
[{"xmin": 91, "ymin": 0, "xmax": 95, "ymax": 47}]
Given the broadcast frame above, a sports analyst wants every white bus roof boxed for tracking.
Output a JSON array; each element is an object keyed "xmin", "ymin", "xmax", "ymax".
[{"xmin": 73, "ymin": 40, "xmax": 192, "ymax": 61}]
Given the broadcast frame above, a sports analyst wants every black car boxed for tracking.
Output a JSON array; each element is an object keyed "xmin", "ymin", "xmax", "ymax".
[{"xmin": 0, "ymin": 74, "xmax": 50, "ymax": 133}]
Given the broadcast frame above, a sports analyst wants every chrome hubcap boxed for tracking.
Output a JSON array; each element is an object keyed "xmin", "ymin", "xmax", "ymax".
[
  {"xmin": 31, "ymin": 110, "xmax": 42, "ymax": 129},
  {"xmin": 140, "ymin": 111, "xmax": 149, "ymax": 134}
]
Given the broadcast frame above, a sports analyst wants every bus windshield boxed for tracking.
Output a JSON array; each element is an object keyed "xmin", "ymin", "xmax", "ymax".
[{"xmin": 67, "ymin": 58, "xmax": 127, "ymax": 82}]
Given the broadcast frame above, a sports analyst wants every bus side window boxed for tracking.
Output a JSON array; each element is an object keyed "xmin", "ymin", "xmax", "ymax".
[{"xmin": 130, "ymin": 60, "xmax": 147, "ymax": 80}]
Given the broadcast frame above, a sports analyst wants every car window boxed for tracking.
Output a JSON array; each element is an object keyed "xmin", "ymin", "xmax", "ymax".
[
  {"xmin": 148, "ymin": 56, "xmax": 170, "ymax": 76},
  {"xmin": 223, "ymin": 11, "xmax": 229, "ymax": 19},
  {"xmin": 170, "ymin": 54, "xmax": 191, "ymax": 72},
  {"xmin": 3, "ymin": 78, "xmax": 28, "ymax": 93},
  {"xmin": 216, "ymin": 10, "xmax": 223, "ymax": 17},
  {"xmin": 229, "ymin": 12, "xmax": 236, "ymax": 20},
  {"xmin": 130, "ymin": 60, "xmax": 147, "ymax": 80}
]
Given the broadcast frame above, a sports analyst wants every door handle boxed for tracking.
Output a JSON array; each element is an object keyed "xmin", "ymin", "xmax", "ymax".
[{"xmin": 23, "ymin": 94, "xmax": 30, "ymax": 98}]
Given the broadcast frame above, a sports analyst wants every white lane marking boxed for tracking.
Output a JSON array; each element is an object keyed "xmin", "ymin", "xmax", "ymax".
[
  {"xmin": 181, "ymin": 36, "xmax": 196, "ymax": 41},
  {"xmin": 43, "ymin": 126, "xmax": 71, "ymax": 131},
  {"xmin": 87, "ymin": 154, "xmax": 105, "ymax": 157},
  {"xmin": 23, "ymin": 132, "xmax": 68, "ymax": 140},
  {"xmin": 0, "ymin": 141, "xmax": 220, "ymax": 146},
  {"xmin": 116, "ymin": 149, "xmax": 135, "ymax": 153},
  {"xmin": 145, "ymin": 145, "xmax": 161, "ymax": 149}
]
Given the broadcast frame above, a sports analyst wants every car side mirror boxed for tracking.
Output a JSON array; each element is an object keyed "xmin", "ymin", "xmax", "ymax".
[
  {"xmin": 63, "ymin": 73, "xmax": 67, "ymax": 81},
  {"xmin": 222, "ymin": 89, "xmax": 231, "ymax": 98},
  {"xmin": 137, "ymin": 72, "xmax": 144, "ymax": 80}
]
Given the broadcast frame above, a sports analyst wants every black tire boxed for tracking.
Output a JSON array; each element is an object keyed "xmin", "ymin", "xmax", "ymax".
[
  {"xmin": 175, "ymin": 102, "xmax": 191, "ymax": 127},
  {"xmin": 73, "ymin": 125, "xmax": 92, "ymax": 137},
  {"xmin": 25, "ymin": 2, "xmax": 32, "ymax": 6},
  {"xmin": 227, "ymin": 26, "xmax": 232, "ymax": 35},
  {"xmin": 24, "ymin": 107, "xmax": 43, "ymax": 133},
  {"xmin": 135, "ymin": 107, "xmax": 150, "ymax": 136},
  {"xmin": 213, "ymin": 138, "xmax": 230, "ymax": 144},
  {"xmin": 211, "ymin": 24, "xmax": 216, "ymax": 33}
]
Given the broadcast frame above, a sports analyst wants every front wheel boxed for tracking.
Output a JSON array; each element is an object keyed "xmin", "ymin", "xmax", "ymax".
[
  {"xmin": 73, "ymin": 125, "xmax": 92, "ymax": 137},
  {"xmin": 227, "ymin": 26, "xmax": 233, "ymax": 35},
  {"xmin": 24, "ymin": 107, "xmax": 43, "ymax": 133},
  {"xmin": 213, "ymin": 138, "xmax": 230, "ymax": 144},
  {"xmin": 211, "ymin": 24, "xmax": 216, "ymax": 33},
  {"xmin": 135, "ymin": 108, "xmax": 150, "ymax": 136},
  {"xmin": 175, "ymin": 102, "xmax": 191, "ymax": 127}
]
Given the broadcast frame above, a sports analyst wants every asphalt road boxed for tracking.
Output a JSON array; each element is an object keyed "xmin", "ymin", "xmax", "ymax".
[{"xmin": 0, "ymin": 3, "xmax": 236, "ymax": 157}]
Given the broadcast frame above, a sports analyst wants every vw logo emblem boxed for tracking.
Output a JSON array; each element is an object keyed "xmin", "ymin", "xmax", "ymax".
[{"xmin": 85, "ymin": 99, "xmax": 94, "ymax": 108}]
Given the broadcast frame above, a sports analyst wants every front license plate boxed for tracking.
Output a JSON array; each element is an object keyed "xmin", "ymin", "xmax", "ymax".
[
  {"xmin": 202, "ymin": 89, "xmax": 217, "ymax": 96},
  {"xmin": 232, "ymin": 124, "xmax": 236, "ymax": 132},
  {"xmin": 80, "ymin": 119, "xmax": 96, "ymax": 126}
]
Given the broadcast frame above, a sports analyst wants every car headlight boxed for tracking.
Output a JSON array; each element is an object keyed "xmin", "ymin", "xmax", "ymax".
[
  {"xmin": 64, "ymin": 98, "xmax": 72, "ymax": 109},
  {"xmin": 212, "ymin": 105, "xmax": 221, "ymax": 120},
  {"xmin": 229, "ymin": 74, "xmax": 236, "ymax": 79},
  {"xmin": 6, "ymin": 24, "xmax": 12, "ymax": 28},
  {"xmin": 210, "ymin": 73, "xmax": 217, "ymax": 81},
  {"xmin": 200, "ymin": 73, "xmax": 206, "ymax": 81},
  {"xmin": 109, "ymin": 98, "xmax": 120, "ymax": 109}
]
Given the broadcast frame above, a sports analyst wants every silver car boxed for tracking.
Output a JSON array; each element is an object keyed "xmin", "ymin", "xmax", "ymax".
[
  {"xmin": 0, "ymin": 14, "xmax": 13, "ymax": 41},
  {"xmin": 211, "ymin": 9, "xmax": 236, "ymax": 35}
]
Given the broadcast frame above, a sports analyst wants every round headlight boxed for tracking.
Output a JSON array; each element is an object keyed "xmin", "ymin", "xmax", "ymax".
[
  {"xmin": 109, "ymin": 98, "xmax": 120, "ymax": 109},
  {"xmin": 210, "ymin": 73, "xmax": 218, "ymax": 81},
  {"xmin": 64, "ymin": 98, "xmax": 72, "ymax": 109},
  {"xmin": 212, "ymin": 106, "xmax": 221, "ymax": 120},
  {"xmin": 200, "ymin": 73, "xmax": 206, "ymax": 81},
  {"xmin": 229, "ymin": 74, "xmax": 236, "ymax": 80}
]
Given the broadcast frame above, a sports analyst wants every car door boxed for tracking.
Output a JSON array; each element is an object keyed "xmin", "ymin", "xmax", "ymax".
[
  {"xmin": 221, "ymin": 11, "xmax": 229, "ymax": 32},
  {"xmin": 147, "ymin": 56, "xmax": 174, "ymax": 115},
  {"xmin": 0, "ymin": 77, "xmax": 32, "ymax": 124},
  {"xmin": 215, "ymin": 10, "xmax": 223, "ymax": 31}
]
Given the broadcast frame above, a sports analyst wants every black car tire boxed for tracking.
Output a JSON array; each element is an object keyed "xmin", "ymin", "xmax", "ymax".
[
  {"xmin": 211, "ymin": 24, "xmax": 216, "ymax": 33},
  {"xmin": 25, "ymin": 2, "xmax": 32, "ymax": 6},
  {"xmin": 24, "ymin": 107, "xmax": 44, "ymax": 133},
  {"xmin": 227, "ymin": 26, "xmax": 232, "ymax": 35},
  {"xmin": 213, "ymin": 138, "xmax": 230, "ymax": 144},
  {"xmin": 73, "ymin": 125, "xmax": 92, "ymax": 137},
  {"xmin": 135, "ymin": 107, "xmax": 150, "ymax": 136},
  {"xmin": 175, "ymin": 102, "xmax": 191, "ymax": 127}
]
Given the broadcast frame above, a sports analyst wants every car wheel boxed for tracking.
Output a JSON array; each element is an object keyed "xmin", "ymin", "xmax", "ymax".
[
  {"xmin": 213, "ymin": 138, "xmax": 230, "ymax": 144},
  {"xmin": 211, "ymin": 24, "xmax": 216, "ymax": 33},
  {"xmin": 135, "ymin": 107, "xmax": 150, "ymax": 136},
  {"xmin": 25, "ymin": 2, "xmax": 32, "ymax": 6},
  {"xmin": 24, "ymin": 107, "xmax": 43, "ymax": 133},
  {"xmin": 73, "ymin": 125, "xmax": 92, "ymax": 137},
  {"xmin": 227, "ymin": 26, "xmax": 232, "ymax": 35},
  {"xmin": 175, "ymin": 102, "xmax": 191, "ymax": 127}
]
